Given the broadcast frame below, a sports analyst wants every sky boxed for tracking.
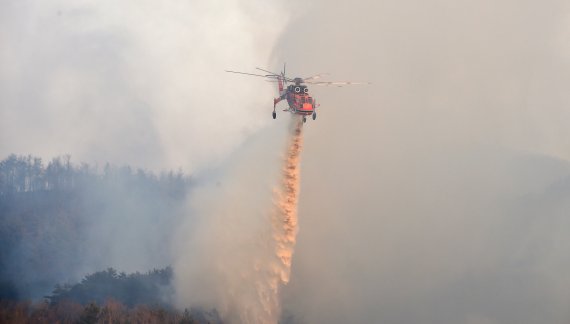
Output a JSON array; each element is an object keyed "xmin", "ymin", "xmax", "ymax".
[
  {"xmin": 0, "ymin": 0, "xmax": 288, "ymax": 171},
  {"xmin": 276, "ymin": 1, "xmax": 570, "ymax": 323},
  {"xmin": 2, "ymin": 1, "xmax": 570, "ymax": 323}
]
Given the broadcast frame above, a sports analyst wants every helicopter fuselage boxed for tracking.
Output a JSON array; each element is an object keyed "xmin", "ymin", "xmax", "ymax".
[
  {"xmin": 274, "ymin": 80, "xmax": 317, "ymax": 118},
  {"xmin": 284, "ymin": 85, "xmax": 315, "ymax": 116}
]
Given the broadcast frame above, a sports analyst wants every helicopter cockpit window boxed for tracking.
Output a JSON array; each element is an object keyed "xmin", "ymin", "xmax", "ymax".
[{"xmin": 291, "ymin": 85, "xmax": 309, "ymax": 94}]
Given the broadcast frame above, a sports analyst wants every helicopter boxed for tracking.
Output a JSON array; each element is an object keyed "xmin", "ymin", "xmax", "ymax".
[{"xmin": 226, "ymin": 64, "xmax": 370, "ymax": 122}]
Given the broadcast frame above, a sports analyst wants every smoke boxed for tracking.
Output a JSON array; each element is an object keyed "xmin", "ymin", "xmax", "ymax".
[
  {"xmin": 273, "ymin": 1, "xmax": 570, "ymax": 323},
  {"xmin": 0, "ymin": 0, "xmax": 296, "ymax": 303},
  {"xmin": 0, "ymin": 0, "xmax": 289, "ymax": 171},
  {"xmin": 173, "ymin": 116, "xmax": 304, "ymax": 324},
  {"xmin": 6, "ymin": 0, "xmax": 570, "ymax": 323}
]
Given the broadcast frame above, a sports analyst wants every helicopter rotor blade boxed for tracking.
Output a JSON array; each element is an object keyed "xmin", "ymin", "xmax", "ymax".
[
  {"xmin": 256, "ymin": 67, "xmax": 295, "ymax": 83},
  {"xmin": 305, "ymin": 81, "xmax": 372, "ymax": 87},
  {"xmin": 302, "ymin": 73, "xmax": 330, "ymax": 81},
  {"xmin": 255, "ymin": 67, "xmax": 282, "ymax": 77},
  {"xmin": 225, "ymin": 70, "xmax": 280, "ymax": 79}
]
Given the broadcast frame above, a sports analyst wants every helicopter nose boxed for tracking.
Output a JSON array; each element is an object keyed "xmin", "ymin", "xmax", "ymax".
[{"xmin": 303, "ymin": 103, "xmax": 313, "ymax": 111}]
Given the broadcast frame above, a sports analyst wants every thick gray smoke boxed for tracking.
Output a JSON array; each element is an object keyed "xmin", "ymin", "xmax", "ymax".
[
  {"xmin": 0, "ymin": 0, "xmax": 291, "ymax": 301},
  {"xmin": 275, "ymin": 1, "xmax": 570, "ymax": 323},
  {"xmin": 4, "ymin": 0, "xmax": 570, "ymax": 323},
  {"xmin": 174, "ymin": 116, "xmax": 303, "ymax": 323},
  {"xmin": 0, "ymin": 0, "xmax": 288, "ymax": 171}
]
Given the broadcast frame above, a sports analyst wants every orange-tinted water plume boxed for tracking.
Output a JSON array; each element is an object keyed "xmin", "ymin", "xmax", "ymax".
[{"xmin": 272, "ymin": 117, "xmax": 303, "ymax": 284}]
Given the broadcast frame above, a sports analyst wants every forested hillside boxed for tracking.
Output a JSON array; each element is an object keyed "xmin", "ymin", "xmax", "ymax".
[
  {"xmin": 0, "ymin": 266, "xmax": 221, "ymax": 323},
  {"xmin": 0, "ymin": 154, "xmax": 191, "ymax": 301}
]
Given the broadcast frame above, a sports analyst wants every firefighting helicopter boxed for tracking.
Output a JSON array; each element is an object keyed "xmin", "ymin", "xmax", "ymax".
[{"xmin": 226, "ymin": 64, "xmax": 370, "ymax": 122}]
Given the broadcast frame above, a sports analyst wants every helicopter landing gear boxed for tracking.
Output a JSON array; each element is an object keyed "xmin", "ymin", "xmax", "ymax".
[
  {"xmin": 303, "ymin": 116, "xmax": 307, "ymax": 123},
  {"xmin": 272, "ymin": 101, "xmax": 277, "ymax": 120},
  {"xmin": 312, "ymin": 112, "xmax": 316, "ymax": 120}
]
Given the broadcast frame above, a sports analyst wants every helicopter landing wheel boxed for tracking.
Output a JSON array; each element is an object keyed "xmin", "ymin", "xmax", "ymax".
[
  {"xmin": 312, "ymin": 112, "xmax": 316, "ymax": 120},
  {"xmin": 303, "ymin": 116, "xmax": 307, "ymax": 123},
  {"xmin": 272, "ymin": 111, "xmax": 276, "ymax": 119}
]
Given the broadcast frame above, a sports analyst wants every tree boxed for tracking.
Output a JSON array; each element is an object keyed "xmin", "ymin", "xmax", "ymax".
[
  {"xmin": 179, "ymin": 309, "xmax": 197, "ymax": 324},
  {"xmin": 78, "ymin": 302, "xmax": 100, "ymax": 324}
]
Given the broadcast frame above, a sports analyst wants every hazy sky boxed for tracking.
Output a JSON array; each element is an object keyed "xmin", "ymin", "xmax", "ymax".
[
  {"xmin": 276, "ymin": 1, "xmax": 570, "ymax": 323},
  {"xmin": 0, "ymin": 0, "xmax": 288, "ymax": 171},
  {"xmin": 2, "ymin": 1, "xmax": 570, "ymax": 323}
]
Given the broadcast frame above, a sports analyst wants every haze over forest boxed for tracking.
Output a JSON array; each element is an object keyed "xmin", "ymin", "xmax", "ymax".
[{"xmin": 2, "ymin": 0, "xmax": 570, "ymax": 323}]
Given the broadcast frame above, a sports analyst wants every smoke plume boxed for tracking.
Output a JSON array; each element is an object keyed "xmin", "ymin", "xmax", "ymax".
[
  {"xmin": 276, "ymin": 1, "xmax": 570, "ymax": 323},
  {"xmin": 0, "ymin": 0, "xmax": 292, "ymax": 301},
  {"xmin": 0, "ymin": 0, "xmax": 289, "ymax": 171},
  {"xmin": 174, "ymin": 116, "xmax": 304, "ymax": 324}
]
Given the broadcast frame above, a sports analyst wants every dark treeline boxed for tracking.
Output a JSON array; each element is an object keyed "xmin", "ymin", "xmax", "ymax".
[
  {"xmin": 0, "ymin": 301, "xmax": 201, "ymax": 324},
  {"xmin": 0, "ymin": 154, "xmax": 188, "ymax": 197},
  {"xmin": 0, "ymin": 266, "xmax": 222, "ymax": 323},
  {"xmin": 47, "ymin": 267, "xmax": 174, "ymax": 307},
  {"xmin": 0, "ymin": 300, "xmax": 222, "ymax": 324},
  {"xmin": 0, "ymin": 154, "xmax": 192, "ymax": 301}
]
